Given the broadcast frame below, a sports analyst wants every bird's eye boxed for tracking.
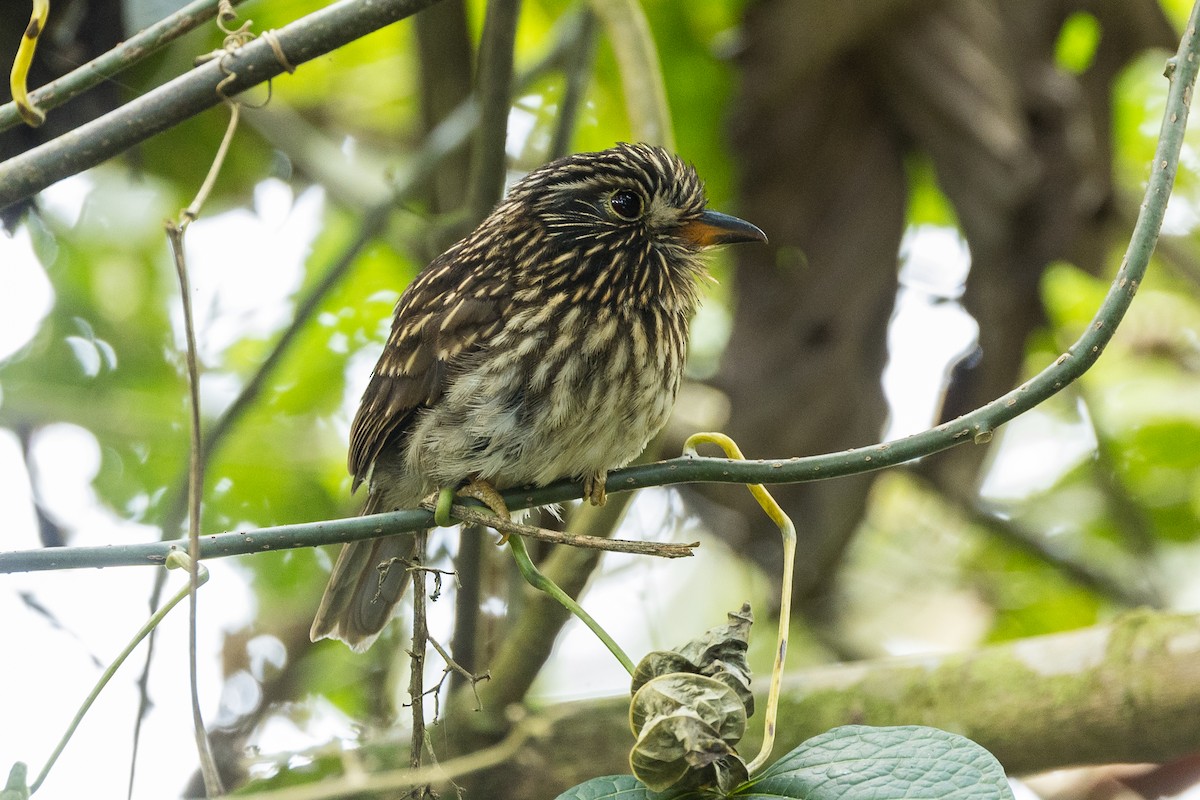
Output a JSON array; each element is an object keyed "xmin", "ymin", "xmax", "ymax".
[{"xmin": 607, "ymin": 189, "xmax": 645, "ymax": 221}]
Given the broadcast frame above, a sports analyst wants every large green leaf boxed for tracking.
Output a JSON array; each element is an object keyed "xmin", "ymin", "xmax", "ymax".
[
  {"xmin": 554, "ymin": 774, "xmax": 660, "ymax": 800},
  {"xmin": 734, "ymin": 726, "xmax": 1013, "ymax": 800}
]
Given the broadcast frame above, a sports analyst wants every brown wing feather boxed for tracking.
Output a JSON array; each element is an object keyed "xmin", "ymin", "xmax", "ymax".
[{"xmin": 347, "ymin": 252, "xmax": 506, "ymax": 491}]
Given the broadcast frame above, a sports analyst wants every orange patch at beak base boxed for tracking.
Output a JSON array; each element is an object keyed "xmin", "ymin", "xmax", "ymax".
[{"xmin": 676, "ymin": 210, "xmax": 768, "ymax": 248}]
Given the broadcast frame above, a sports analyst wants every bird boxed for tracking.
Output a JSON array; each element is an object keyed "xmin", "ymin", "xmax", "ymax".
[{"xmin": 310, "ymin": 142, "xmax": 767, "ymax": 651}]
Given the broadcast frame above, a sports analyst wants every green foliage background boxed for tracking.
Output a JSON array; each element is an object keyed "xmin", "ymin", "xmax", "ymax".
[{"xmin": 4, "ymin": 0, "xmax": 1200, "ymax": 796}]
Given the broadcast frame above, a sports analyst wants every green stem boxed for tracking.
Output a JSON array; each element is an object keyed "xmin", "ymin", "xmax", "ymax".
[
  {"xmin": 435, "ymin": 487, "xmax": 455, "ymax": 527},
  {"xmin": 29, "ymin": 557, "xmax": 209, "ymax": 795},
  {"xmin": 506, "ymin": 534, "xmax": 635, "ymax": 674}
]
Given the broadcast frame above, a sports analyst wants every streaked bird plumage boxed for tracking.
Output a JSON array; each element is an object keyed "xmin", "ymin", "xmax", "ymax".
[{"xmin": 311, "ymin": 142, "xmax": 767, "ymax": 651}]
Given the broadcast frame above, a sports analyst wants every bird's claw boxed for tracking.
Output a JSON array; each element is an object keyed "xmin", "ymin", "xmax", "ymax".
[
  {"xmin": 583, "ymin": 471, "xmax": 608, "ymax": 506},
  {"xmin": 459, "ymin": 478, "xmax": 512, "ymax": 543}
]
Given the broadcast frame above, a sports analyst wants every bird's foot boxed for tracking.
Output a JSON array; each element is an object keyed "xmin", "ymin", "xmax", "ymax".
[
  {"xmin": 583, "ymin": 470, "xmax": 608, "ymax": 507},
  {"xmin": 459, "ymin": 478, "xmax": 513, "ymax": 543}
]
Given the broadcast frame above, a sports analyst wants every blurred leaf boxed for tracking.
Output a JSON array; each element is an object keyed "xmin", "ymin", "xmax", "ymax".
[
  {"xmin": 1055, "ymin": 12, "xmax": 1101, "ymax": 75},
  {"xmin": 1042, "ymin": 262, "xmax": 1108, "ymax": 332},
  {"xmin": 1, "ymin": 762, "xmax": 29, "ymax": 800},
  {"xmin": 974, "ymin": 536, "xmax": 1103, "ymax": 642},
  {"xmin": 905, "ymin": 155, "xmax": 960, "ymax": 227}
]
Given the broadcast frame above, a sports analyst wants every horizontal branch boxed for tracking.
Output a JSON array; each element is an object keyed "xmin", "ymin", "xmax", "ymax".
[{"xmin": 0, "ymin": 0, "xmax": 442, "ymax": 212}]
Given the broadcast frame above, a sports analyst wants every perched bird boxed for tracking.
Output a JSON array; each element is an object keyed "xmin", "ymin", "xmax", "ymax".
[{"xmin": 311, "ymin": 142, "xmax": 767, "ymax": 651}]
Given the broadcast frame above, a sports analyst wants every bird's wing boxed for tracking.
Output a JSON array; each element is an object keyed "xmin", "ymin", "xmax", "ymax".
[{"xmin": 348, "ymin": 250, "xmax": 505, "ymax": 491}]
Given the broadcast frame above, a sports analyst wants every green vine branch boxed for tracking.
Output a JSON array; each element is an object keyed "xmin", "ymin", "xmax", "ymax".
[
  {"xmin": 0, "ymin": 0, "xmax": 444, "ymax": 212},
  {"xmin": 2, "ymin": 5, "xmax": 1198, "ymax": 577}
]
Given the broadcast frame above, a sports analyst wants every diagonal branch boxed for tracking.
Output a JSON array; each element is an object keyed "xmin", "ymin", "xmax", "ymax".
[
  {"xmin": 0, "ymin": 0, "xmax": 444, "ymax": 212},
  {"xmin": 0, "ymin": 0, "xmax": 251, "ymax": 134}
]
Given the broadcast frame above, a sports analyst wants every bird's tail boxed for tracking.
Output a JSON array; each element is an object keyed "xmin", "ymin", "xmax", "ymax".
[{"xmin": 310, "ymin": 493, "xmax": 419, "ymax": 652}]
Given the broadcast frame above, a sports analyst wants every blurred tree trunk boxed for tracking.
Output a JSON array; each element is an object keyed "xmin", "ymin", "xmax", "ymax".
[
  {"xmin": 716, "ymin": 0, "xmax": 1174, "ymax": 621},
  {"xmin": 414, "ymin": 0, "xmax": 474, "ymax": 215}
]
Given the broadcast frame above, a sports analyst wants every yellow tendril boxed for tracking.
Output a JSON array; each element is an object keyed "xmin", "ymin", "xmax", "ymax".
[
  {"xmin": 10, "ymin": 0, "xmax": 50, "ymax": 127},
  {"xmin": 682, "ymin": 432, "xmax": 796, "ymax": 774}
]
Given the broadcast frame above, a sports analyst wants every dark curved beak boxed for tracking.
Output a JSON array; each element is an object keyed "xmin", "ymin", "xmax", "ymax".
[{"xmin": 677, "ymin": 210, "xmax": 768, "ymax": 248}]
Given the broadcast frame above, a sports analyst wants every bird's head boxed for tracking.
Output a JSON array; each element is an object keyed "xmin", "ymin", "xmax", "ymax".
[{"xmin": 478, "ymin": 142, "xmax": 766, "ymax": 308}]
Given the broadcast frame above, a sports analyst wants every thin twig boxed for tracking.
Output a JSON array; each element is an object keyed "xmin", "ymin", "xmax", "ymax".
[
  {"xmin": 440, "ymin": 502, "xmax": 697, "ymax": 557},
  {"xmin": 427, "ymin": 634, "xmax": 489, "ymax": 711},
  {"xmin": 183, "ymin": 103, "xmax": 241, "ymax": 219},
  {"xmin": 406, "ymin": 530, "xmax": 431, "ymax": 793},
  {"xmin": 165, "ymin": 222, "xmax": 224, "ymax": 796},
  {"xmin": 416, "ymin": 630, "xmax": 489, "ymax": 725},
  {"xmin": 160, "ymin": 89, "xmax": 244, "ymax": 799}
]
